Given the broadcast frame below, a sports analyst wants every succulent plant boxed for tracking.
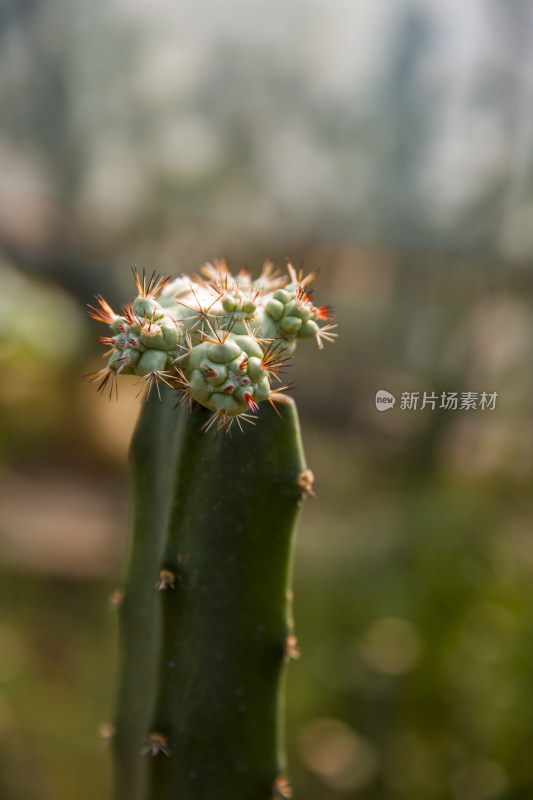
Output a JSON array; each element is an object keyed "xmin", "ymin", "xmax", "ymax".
[
  {"xmin": 87, "ymin": 260, "xmax": 335, "ymax": 430},
  {"xmin": 88, "ymin": 260, "xmax": 335, "ymax": 800}
]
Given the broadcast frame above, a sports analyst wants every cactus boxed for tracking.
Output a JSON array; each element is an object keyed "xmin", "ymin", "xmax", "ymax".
[{"xmin": 87, "ymin": 260, "xmax": 335, "ymax": 800}]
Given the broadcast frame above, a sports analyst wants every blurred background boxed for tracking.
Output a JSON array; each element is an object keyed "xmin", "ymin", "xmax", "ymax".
[{"xmin": 1, "ymin": 0, "xmax": 533, "ymax": 798}]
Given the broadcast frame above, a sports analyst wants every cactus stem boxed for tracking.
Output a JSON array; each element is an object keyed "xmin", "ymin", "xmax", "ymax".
[
  {"xmin": 113, "ymin": 388, "xmax": 183, "ymax": 800},
  {"xmin": 148, "ymin": 401, "xmax": 307, "ymax": 800}
]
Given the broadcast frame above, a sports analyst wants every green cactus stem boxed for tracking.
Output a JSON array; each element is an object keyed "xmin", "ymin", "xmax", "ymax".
[
  {"xmin": 148, "ymin": 399, "xmax": 307, "ymax": 800},
  {"xmin": 113, "ymin": 386, "xmax": 184, "ymax": 800}
]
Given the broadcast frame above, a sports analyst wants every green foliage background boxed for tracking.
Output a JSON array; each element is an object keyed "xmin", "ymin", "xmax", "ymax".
[{"xmin": 1, "ymin": 2, "xmax": 533, "ymax": 799}]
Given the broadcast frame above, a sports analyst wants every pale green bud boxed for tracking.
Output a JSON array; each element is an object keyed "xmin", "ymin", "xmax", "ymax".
[
  {"xmin": 207, "ymin": 338, "xmax": 241, "ymax": 363},
  {"xmin": 299, "ymin": 320, "xmax": 319, "ymax": 338},
  {"xmin": 279, "ymin": 316, "xmax": 302, "ymax": 335},
  {"xmin": 273, "ymin": 289, "xmax": 291, "ymax": 303},
  {"xmin": 222, "ymin": 296, "xmax": 237, "ymax": 313},
  {"xmin": 132, "ymin": 296, "xmax": 164, "ymax": 321},
  {"xmin": 184, "ymin": 332, "xmax": 269, "ymax": 415},
  {"xmin": 265, "ymin": 298, "xmax": 284, "ymax": 321},
  {"xmin": 124, "ymin": 347, "xmax": 141, "ymax": 366},
  {"xmin": 189, "ymin": 370, "xmax": 212, "ymax": 404},
  {"xmin": 139, "ymin": 322, "xmax": 179, "ymax": 350},
  {"xmin": 137, "ymin": 350, "xmax": 169, "ymax": 375}
]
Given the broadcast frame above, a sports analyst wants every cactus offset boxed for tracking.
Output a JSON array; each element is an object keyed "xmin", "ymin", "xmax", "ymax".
[
  {"xmin": 87, "ymin": 260, "xmax": 335, "ymax": 428},
  {"xmin": 88, "ymin": 260, "xmax": 335, "ymax": 799}
]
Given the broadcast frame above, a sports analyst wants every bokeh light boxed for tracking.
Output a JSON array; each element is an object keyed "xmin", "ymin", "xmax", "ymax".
[{"xmin": 2, "ymin": 1, "xmax": 533, "ymax": 798}]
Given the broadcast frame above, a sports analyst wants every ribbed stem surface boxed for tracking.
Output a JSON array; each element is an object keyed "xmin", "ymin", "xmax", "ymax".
[
  {"xmin": 149, "ymin": 400, "xmax": 307, "ymax": 800},
  {"xmin": 113, "ymin": 387, "xmax": 184, "ymax": 800}
]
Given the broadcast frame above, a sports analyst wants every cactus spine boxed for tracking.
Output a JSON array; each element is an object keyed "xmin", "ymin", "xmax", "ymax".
[{"xmin": 88, "ymin": 260, "xmax": 335, "ymax": 799}]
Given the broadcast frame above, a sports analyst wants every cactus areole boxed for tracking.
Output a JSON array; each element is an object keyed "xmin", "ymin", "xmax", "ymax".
[{"xmin": 88, "ymin": 261, "xmax": 335, "ymax": 800}]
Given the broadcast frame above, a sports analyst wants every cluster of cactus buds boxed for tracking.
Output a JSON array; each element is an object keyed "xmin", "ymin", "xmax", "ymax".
[{"xmin": 87, "ymin": 260, "xmax": 336, "ymax": 430}]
